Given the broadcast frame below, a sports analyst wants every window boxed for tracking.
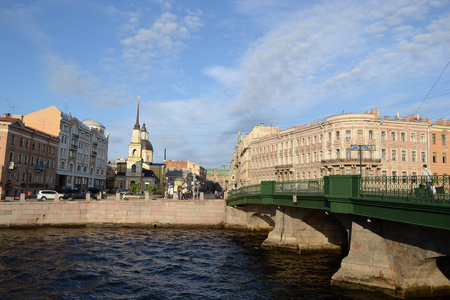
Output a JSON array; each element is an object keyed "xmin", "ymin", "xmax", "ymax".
[
  {"xmin": 432, "ymin": 134, "xmax": 436, "ymax": 144},
  {"xmin": 346, "ymin": 130, "xmax": 351, "ymax": 140},
  {"xmin": 442, "ymin": 134, "xmax": 446, "ymax": 145},
  {"xmin": 411, "ymin": 151, "xmax": 416, "ymax": 162},
  {"xmin": 336, "ymin": 131, "xmax": 340, "ymax": 140},
  {"xmin": 336, "ymin": 149, "xmax": 340, "ymax": 159},
  {"xmin": 368, "ymin": 130, "xmax": 373, "ymax": 139},
  {"xmin": 401, "ymin": 132, "xmax": 406, "ymax": 142},
  {"xmin": 411, "ymin": 133, "xmax": 416, "ymax": 143},
  {"xmin": 391, "ymin": 150, "xmax": 396, "ymax": 161},
  {"xmin": 382, "ymin": 149, "xmax": 386, "ymax": 160},
  {"xmin": 401, "ymin": 150, "xmax": 406, "ymax": 161},
  {"xmin": 18, "ymin": 154, "xmax": 22, "ymax": 163},
  {"xmin": 357, "ymin": 130, "xmax": 363, "ymax": 140},
  {"xmin": 32, "ymin": 142, "xmax": 35, "ymax": 150},
  {"xmin": 346, "ymin": 148, "xmax": 351, "ymax": 159},
  {"xmin": 381, "ymin": 131, "xmax": 386, "ymax": 141},
  {"xmin": 391, "ymin": 132, "xmax": 396, "ymax": 141},
  {"xmin": 433, "ymin": 152, "xmax": 437, "ymax": 163},
  {"xmin": 421, "ymin": 151, "xmax": 426, "ymax": 163},
  {"xmin": 420, "ymin": 134, "xmax": 426, "ymax": 143},
  {"xmin": 443, "ymin": 153, "xmax": 447, "ymax": 163},
  {"xmin": 11, "ymin": 135, "xmax": 15, "ymax": 144},
  {"xmin": 20, "ymin": 138, "xmax": 24, "ymax": 147}
]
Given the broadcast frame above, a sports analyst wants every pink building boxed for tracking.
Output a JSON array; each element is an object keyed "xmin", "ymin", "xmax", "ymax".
[
  {"xmin": 230, "ymin": 110, "xmax": 449, "ymax": 186},
  {"xmin": 0, "ymin": 115, "xmax": 59, "ymax": 199}
]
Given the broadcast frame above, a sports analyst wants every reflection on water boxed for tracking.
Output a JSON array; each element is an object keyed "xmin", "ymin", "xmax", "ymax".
[{"xmin": 0, "ymin": 227, "xmax": 392, "ymax": 299}]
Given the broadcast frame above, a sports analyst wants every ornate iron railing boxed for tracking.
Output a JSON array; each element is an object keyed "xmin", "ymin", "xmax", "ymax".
[
  {"xmin": 360, "ymin": 175, "xmax": 450, "ymax": 203},
  {"xmin": 275, "ymin": 179, "xmax": 324, "ymax": 194},
  {"xmin": 228, "ymin": 184, "xmax": 261, "ymax": 199}
]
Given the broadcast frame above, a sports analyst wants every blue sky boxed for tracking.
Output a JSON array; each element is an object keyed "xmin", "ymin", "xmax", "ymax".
[{"xmin": 1, "ymin": 0, "xmax": 450, "ymax": 168}]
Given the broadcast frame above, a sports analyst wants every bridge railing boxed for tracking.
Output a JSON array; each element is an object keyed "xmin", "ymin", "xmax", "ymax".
[
  {"xmin": 360, "ymin": 175, "xmax": 450, "ymax": 203},
  {"xmin": 275, "ymin": 179, "xmax": 324, "ymax": 194},
  {"xmin": 228, "ymin": 184, "xmax": 261, "ymax": 199}
]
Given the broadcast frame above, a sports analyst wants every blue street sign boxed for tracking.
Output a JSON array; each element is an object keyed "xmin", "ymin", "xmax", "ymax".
[{"xmin": 351, "ymin": 145, "xmax": 375, "ymax": 151}]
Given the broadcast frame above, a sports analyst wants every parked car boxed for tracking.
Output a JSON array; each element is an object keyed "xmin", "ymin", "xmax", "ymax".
[
  {"xmin": 60, "ymin": 189, "xmax": 90, "ymax": 201},
  {"xmin": 122, "ymin": 192, "xmax": 144, "ymax": 200},
  {"xmin": 37, "ymin": 190, "xmax": 60, "ymax": 201},
  {"xmin": 88, "ymin": 188, "xmax": 106, "ymax": 199}
]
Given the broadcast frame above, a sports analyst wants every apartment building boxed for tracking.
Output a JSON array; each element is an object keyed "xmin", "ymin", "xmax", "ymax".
[
  {"xmin": 0, "ymin": 115, "xmax": 59, "ymax": 199},
  {"xmin": 229, "ymin": 109, "xmax": 450, "ymax": 187},
  {"xmin": 430, "ymin": 118, "xmax": 450, "ymax": 175},
  {"xmin": 22, "ymin": 106, "xmax": 109, "ymax": 190}
]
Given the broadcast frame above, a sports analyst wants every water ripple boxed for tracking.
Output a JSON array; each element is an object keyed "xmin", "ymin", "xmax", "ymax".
[{"xmin": 0, "ymin": 227, "xmax": 386, "ymax": 300}]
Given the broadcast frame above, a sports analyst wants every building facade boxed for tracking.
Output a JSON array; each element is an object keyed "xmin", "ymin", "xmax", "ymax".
[
  {"xmin": 0, "ymin": 115, "xmax": 59, "ymax": 198},
  {"xmin": 164, "ymin": 159, "xmax": 207, "ymax": 186},
  {"xmin": 205, "ymin": 168, "xmax": 229, "ymax": 192},
  {"xmin": 229, "ymin": 109, "xmax": 450, "ymax": 188},
  {"xmin": 22, "ymin": 106, "xmax": 109, "ymax": 190},
  {"xmin": 430, "ymin": 118, "xmax": 450, "ymax": 175}
]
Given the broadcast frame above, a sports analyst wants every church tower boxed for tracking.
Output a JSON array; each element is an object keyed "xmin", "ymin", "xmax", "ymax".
[{"xmin": 127, "ymin": 97, "xmax": 143, "ymax": 174}]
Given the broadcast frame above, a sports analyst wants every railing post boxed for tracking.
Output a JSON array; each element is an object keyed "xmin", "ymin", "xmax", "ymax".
[
  {"xmin": 261, "ymin": 181, "xmax": 275, "ymax": 194},
  {"xmin": 327, "ymin": 175, "xmax": 360, "ymax": 198}
]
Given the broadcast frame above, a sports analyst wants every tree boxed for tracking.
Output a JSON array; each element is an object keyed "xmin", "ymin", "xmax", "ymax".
[
  {"xmin": 129, "ymin": 182, "xmax": 140, "ymax": 193},
  {"xmin": 146, "ymin": 183, "xmax": 156, "ymax": 195}
]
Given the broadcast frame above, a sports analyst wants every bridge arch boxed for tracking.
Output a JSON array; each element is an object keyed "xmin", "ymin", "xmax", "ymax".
[
  {"xmin": 300, "ymin": 210, "xmax": 348, "ymax": 254},
  {"xmin": 248, "ymin": 212, "xmax": 275, "ymax": 230}
]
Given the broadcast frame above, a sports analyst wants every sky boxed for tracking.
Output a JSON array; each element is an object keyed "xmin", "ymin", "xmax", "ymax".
[{"xmin": 1, "ymin": 0, "xmax": 450, "ymax": 169}]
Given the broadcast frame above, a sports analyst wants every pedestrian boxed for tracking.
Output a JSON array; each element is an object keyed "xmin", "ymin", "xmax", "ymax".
[
  {"xmin": 422, "ymin": 164, "xmax": 435, "ymax": 196},
  {"xmin": 177, "ymin": 186, "xmax": 182, "ymax": 200},
  {"xmin": 27, "ymin": 191, "xmax": 31, "ymax": 199},
  {"xmin": 182, "ymin": 187, "xmax": 187, "ymax": 200}
]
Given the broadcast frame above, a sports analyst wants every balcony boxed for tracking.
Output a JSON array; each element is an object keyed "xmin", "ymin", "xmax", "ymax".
[
  {"xmin": 72, "ymin": 133, "xmax": 79, "ymax": 139},
  {"xmin": 321, "ymin": 158, "xmax": 381, "ymax": 164},
  {"xmin": 70, "ymin": 144, "xmax": 78, "ymax": 150}
]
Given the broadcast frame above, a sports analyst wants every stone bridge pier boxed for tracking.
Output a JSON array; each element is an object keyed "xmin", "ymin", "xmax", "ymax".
[{"xmin": 226, "ymin": 205, "xmax": 450, "ymax": 298}]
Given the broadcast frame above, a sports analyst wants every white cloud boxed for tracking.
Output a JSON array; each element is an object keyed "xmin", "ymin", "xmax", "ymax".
[
  {"xmin": 206, "ymin": 1, "xmax": 449, "ymax": 122},
  {"xmin": 120, "ymin": 10, "xmax": 203, "ymax": 65},
  {"xmin": 44, "ymin": 52, "xmax": 95, "ymax": 96}
]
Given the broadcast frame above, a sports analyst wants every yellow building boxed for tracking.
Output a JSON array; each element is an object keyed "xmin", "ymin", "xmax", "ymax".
[{"xmin": 114, "ymin": 99, "xmax": 165, "ymax": 191}]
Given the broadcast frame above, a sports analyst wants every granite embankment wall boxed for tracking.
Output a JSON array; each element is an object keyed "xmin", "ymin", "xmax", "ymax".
[{"xmin": 0, "ymin": 198, "xmax": 226, "ymax": 227}]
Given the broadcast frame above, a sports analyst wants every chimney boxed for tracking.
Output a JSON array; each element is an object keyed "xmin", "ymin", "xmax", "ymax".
[{"xmin": 436, "ymin": 119, "xmax": 445, "ymax": 125}]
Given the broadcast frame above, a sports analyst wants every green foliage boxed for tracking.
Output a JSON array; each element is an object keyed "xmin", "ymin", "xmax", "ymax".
[
  {"xmin": 129, "ymin": 183, "xmax": 140, "ymax": 193},
  {"xmin": 146, "ymin": 183, "xmax": 156, "ymax": 195}
]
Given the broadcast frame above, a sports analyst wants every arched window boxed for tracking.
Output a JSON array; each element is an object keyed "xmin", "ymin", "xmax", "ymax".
[
  {"xmin": 59, "ymin": 161, "xmax": 65, "ymax": 169},
  {"xmin": 68, "ymin": 164, "xmax": 73, "ymax": 172},
  {"xmin": 132, "ymin": 149, "xmax": 137, "ymax": 157},
  {"xmin": 77, "ymin": 165, "xmax": 81, "ymax": 172},
  {"xmin": 131, "ymin": 165, "xmax": 136, "ymax": 172},
  {"xmin": 83, "ymin": 166, "xmax": 87, "ymax": 172},
  {"xmin": 90, "ymin": 168, "xmax": 94, "ymax": 175}
]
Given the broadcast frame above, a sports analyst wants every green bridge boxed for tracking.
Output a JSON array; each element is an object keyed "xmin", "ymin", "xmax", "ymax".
[
  {"xmin": 227, "ymin": 175, "xmax": 450, "ymax": 231},
  {"xmin": 226, "ymin": 175, "xmax": 450, "ymax": 297}
]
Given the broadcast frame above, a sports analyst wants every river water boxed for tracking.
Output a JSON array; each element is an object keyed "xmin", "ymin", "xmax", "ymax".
[{"xmin": 0, "ymin": 227, "xmax": 394, "ymax": 300}]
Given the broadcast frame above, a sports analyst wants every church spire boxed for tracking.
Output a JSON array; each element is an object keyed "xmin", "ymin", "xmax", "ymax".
[{"xmin": 134, "ymin": 96, "xmax": 140, "ymax": 130}]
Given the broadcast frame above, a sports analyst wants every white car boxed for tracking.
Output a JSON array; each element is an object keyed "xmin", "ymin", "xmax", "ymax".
[{"xmin": 37, "ymin": 190, "xmax": 59, "ymax": 200}]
